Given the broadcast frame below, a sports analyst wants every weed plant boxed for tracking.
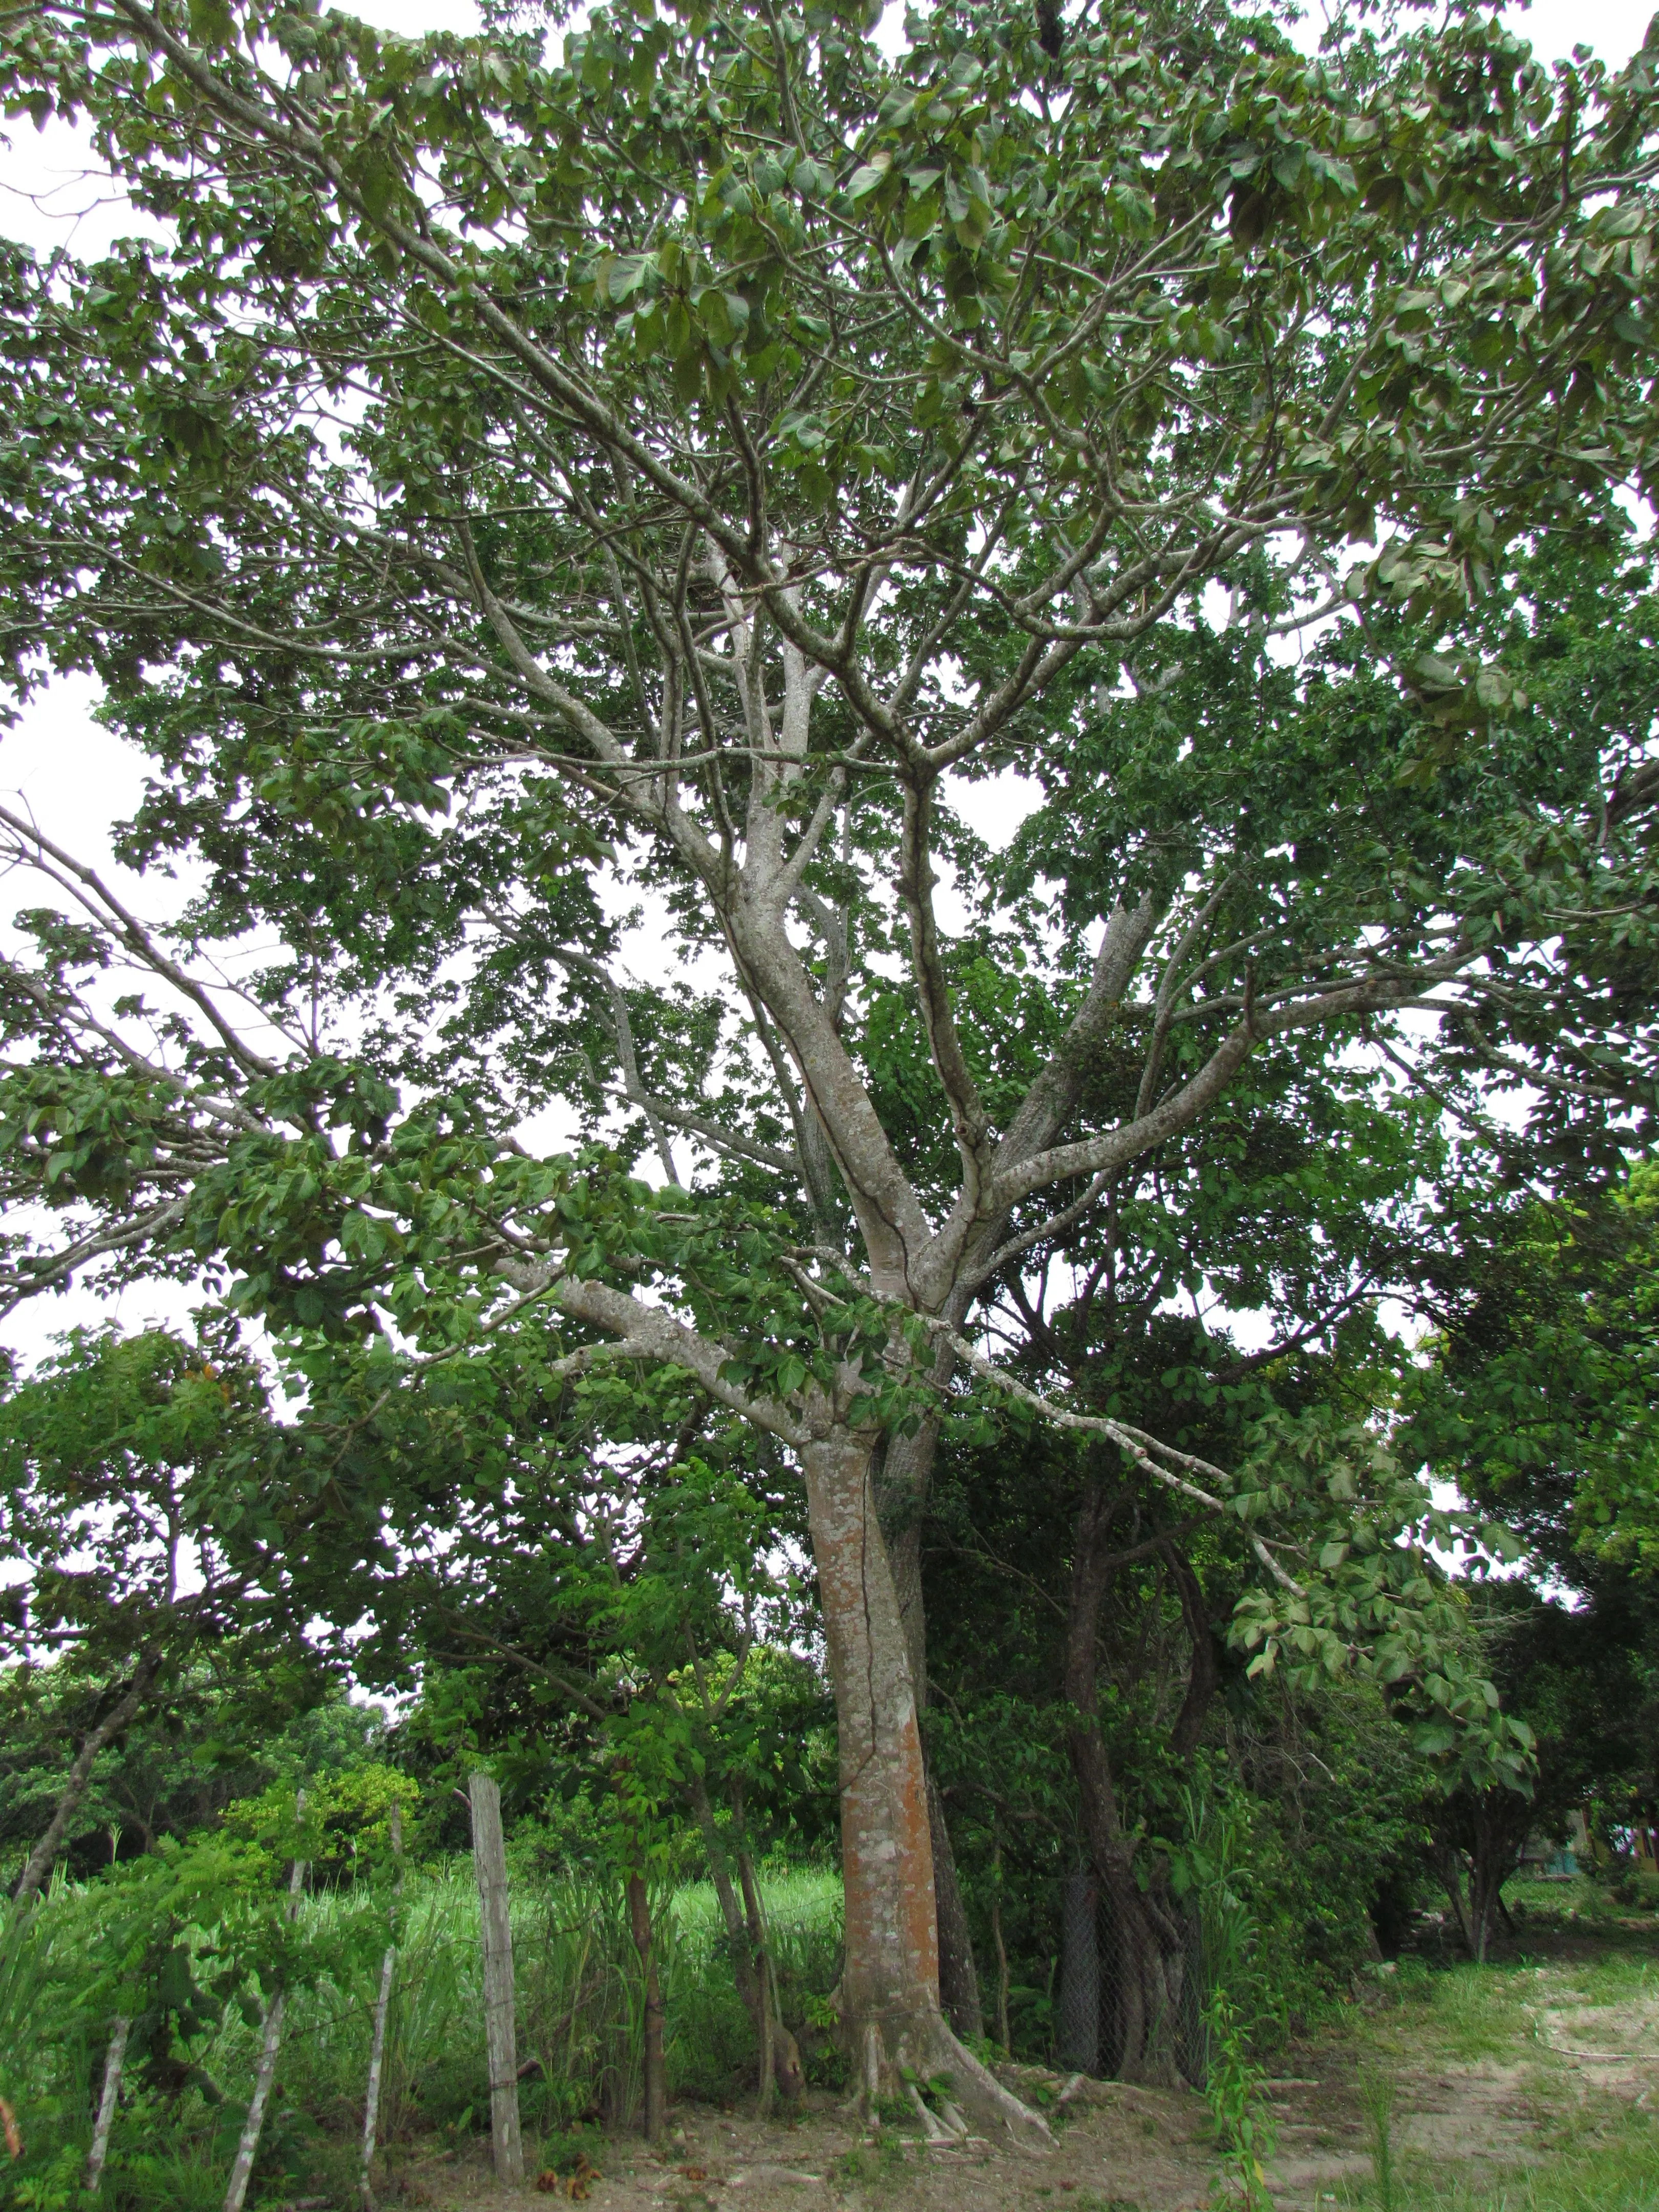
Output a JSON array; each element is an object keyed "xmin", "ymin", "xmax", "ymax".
[{"xmin": 1357, "ymin": 2062, "xmax": 1398, "ymax": 2212}]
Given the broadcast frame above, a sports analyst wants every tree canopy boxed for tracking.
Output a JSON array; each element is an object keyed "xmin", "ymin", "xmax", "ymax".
[{"xmin": 3, "ymin": 0, "xmax": 1659, "ymax": 2121}]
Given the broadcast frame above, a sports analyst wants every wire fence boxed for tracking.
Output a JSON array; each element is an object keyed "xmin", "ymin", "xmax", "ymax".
[{"xmin": 1056, "ymin": 1872, "xmax": 1210, "ymax": 2087}]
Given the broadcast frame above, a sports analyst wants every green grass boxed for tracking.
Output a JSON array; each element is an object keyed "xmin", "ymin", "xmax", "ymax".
[
  {"xmin": 1336, "ymin": 2100, "xmax": 1659, "ymax": 2211},
  {"xmin": 0, "ymin": 1860, "xmax": 845, "ymax": 2211},
  {"xmin": 1333, "ymin": 1914, "xmax": 1659, "ymax": 2212}
]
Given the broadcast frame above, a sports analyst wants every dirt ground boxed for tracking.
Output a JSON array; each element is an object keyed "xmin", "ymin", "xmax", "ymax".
[{"xmin": 384, "ymin": 1926, "xmax": 1659, "ymax": 2212}]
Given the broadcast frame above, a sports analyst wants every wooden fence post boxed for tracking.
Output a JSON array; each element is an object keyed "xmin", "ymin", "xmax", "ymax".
[
  {"xmin": 223, "ymin": 1793, "xmax": 307, "ymax": 2212},
  {"xmin": 469, "ymin": 1774, "xmax": 524, "ymax": 2185},
  {"xmin": 358, "ymin": 1800, "xmax": 402, "ymax": 2211}
]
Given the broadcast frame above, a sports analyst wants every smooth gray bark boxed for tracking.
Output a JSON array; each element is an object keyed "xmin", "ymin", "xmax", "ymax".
[{"xmin": 83, "ymin": 2016, "xmax": 129, "ymax": 2194}]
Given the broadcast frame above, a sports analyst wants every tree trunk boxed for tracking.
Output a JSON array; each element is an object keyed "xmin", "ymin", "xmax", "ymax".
[
  {"xmin": 1063, "ymin": 1484, "xmax": 1183, "ymax": 2087},
  {"xmin": 991, "ymin": 1839, "xmax": 1012, "ymax": 2055},
  {"xmin": 1164, "ymin": 1546, "xmax": 1220, "ymax": 1762},
  {"xmin": 1471, "ymin": 1798, "xmax": 1525, "ymax": 1963},
  {"xmin": 1438, "ymin": 1844, "xmax": 1478, "ymax": 1956},
  {"xmin": 803, "ymin": 1432, "xmax": 1043, "ymax": 2141},
  {"xmin": 468, "ymin": 1774, "xmax": 524, "ymax": 2185},
  {"xmin": 878, "ymin": 1407, "xmax": 985, "ymax": 2042},
  {"xmin": 14, "ymin": 1652, "xmax": 161, "ymax": 1902},
  {"xmin": 83, "ymin": 2016, "xmax": 129, "ymax": 2195},
  {"xmin": 735, "ymin": 1841, "xmax": 803, "ymax": 2104},
  {"xmin": 1056, "ymin": 1869, "xmax": 1100, "ymax": 2074},
  {"xmin": 1096, "ymin": 1854, "xmax": 1184, "ymax": 2087},
  {"xmin": 627, "ymin": 1871, "xmax": 667, "ymax": 2140},
  {"xmin": 928, "ymin": 1774, "xmax": 984, "ymax": 2042}
]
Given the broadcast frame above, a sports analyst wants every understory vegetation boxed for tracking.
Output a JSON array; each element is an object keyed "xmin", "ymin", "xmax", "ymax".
[{"xmin": 0, "ymin": 1862, "xmax": 846, "ymax": 2209}]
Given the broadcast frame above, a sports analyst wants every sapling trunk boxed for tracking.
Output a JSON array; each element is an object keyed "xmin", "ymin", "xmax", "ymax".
[
  {"xmin": 735, "ymin": 1842, "xmax": 803, "ymax": 2105},
  {"xmin": 83, "ymin": 2016, "xmax": 130, "ymax": 2195},
  {"xmin": 13, "ymin": 1653, "xmax": 160, "ymax": 1903},
  {"xmin": 223, "ymin": 1801, "xmax": 307, "ymax": 2212},
  {"xmin": 468, "ymin": 1774, "xmax": 524, "ymax": 2185},
  {"xmin": 687, "ymin": 1776, "xmax": 802, "ymax": 2103},
  {"xmin": 627, "ymin": 1871, "xmax": 667, "ymax": 2141},
  {"xmin": 358, "ymin": 1801, "xmax": 401, "ymax": 2211}
]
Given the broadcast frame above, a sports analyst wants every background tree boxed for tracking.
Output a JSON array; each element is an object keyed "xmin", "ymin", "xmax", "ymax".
[
  {"xmin": 0, "ymin": 1325, "xmax": 369, "ymax": 1898},
  {"xmin": 0, "ymin": 1656, "xmax": 373, "ymax": 1881}
]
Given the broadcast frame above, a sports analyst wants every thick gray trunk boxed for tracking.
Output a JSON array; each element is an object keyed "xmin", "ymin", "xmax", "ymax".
[
  {"xmin": 878, "ymin": 1403, "xmax": 985, "ymax": 2041},
  {"xmin": 803, "ymin": 1430, "xmax": 1046, "ymax": 2143}
]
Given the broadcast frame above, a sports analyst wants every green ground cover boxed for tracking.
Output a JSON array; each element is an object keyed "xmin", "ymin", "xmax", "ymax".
[{"xmin": 1326, "ymin": 1919, "xmax": 1659, "ymax": 2212}]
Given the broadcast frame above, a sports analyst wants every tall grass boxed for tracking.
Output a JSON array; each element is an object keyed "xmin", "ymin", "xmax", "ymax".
[{"xmin": 0, "ymin": 1861, "xmax": 844, "ymax": 2210}]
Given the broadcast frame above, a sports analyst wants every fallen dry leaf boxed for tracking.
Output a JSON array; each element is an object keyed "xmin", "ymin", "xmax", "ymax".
[{"xmin": 537, "ymin": 2153, "xmax": 603, "ymax": 2200}]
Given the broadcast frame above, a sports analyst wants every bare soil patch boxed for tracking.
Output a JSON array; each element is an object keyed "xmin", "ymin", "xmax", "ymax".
[{"xmin": 383, "ymin": 1926, "xmax": 1659, "ymax": 2212}]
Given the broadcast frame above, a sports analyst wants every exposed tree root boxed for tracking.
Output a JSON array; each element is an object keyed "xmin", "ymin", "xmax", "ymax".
[{"xmin": 845, "ymin": 2007, "xmax": 1052, "ymax": 2147}]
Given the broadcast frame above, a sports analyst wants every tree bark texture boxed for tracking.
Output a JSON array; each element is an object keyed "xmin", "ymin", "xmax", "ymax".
[
  {"xmin": 878, "ymin": 1406, "xmax": 985, "ymax": 2042},
  {"xmin": 83, "ymin": 2016, "xmax": 129, "ymax": 2195},
  {"xmin": 468, "ymin": 1773, "xmax": 524, "ymax": 2185},
  {"xmin": 627, "ymin": 1871, "xmax": 668, "ymax": 2140},
  {"xmin": 803, "ymin": 1432, "xmax": 1044, "ymax": 2140},
  {"xmin": 14, "ymin": 1653, "xmax": 161, "ymax": 1903},
  {"xmin": 805, "ymin": 1433, "xmax": 940, "ymax": 2038}
]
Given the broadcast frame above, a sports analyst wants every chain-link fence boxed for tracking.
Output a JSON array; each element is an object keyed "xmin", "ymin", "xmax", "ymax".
[{"xmin": 1055, "ymin": 1870, "xmax": 1210, "ymax": 2087}]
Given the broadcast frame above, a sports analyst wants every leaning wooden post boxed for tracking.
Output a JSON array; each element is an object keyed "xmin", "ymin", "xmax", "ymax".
[
  {"xmin": 83, "ymin": 2016, "xmax": 130, "ymax": 2194},
  {"xmin": 223, "ymin": 1793, "xmax": 307, "ymax": 2212},
  {"xmin": 469, "ymin": 1774, "xmax": 524, "ymax": 2185},
  {"xmin": 358, "ymin": 1799, "xmax": 402, "ymax": 2211}
]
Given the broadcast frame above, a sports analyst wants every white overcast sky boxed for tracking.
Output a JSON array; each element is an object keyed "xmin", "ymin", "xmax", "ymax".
[{"xmin": 0, "ymin": 0, "xmax": 1651, "ymax": 1371}]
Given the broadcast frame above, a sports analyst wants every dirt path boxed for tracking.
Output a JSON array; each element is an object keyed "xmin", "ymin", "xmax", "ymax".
[
  {"xmin": 391, "ymin": 1933, "xmax": 1659, "ymax": 2212},
  {"xmin": 1266, "ymin": 1941, "xmax": 1659, "ymax": 2210},
  {"xmin": 391, "ymin": 2075, "xmax": 1218, "ymax": 2212}
]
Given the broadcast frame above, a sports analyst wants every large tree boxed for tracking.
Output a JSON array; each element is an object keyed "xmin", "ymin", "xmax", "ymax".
[{"xmin": 2, "ymin": 0, "xmax": 1658, "ymax": 2120}]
